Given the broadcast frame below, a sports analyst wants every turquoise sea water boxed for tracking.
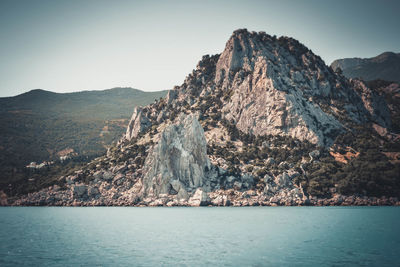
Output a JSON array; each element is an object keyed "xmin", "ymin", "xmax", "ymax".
[{"xmin": 0, "ymin": 207, "xmax": 399, "ymax": 266}]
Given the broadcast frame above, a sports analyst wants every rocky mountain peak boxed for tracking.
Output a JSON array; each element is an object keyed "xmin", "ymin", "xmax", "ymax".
[
  {"xmin": 127, "ymin": 29, "xmax": 391, "ymax": 147},
  {"xmin": 211, "ymin": 30, "xmax": 361, "ymax": 145},
  {"xmin": 7, "ymin": 29, "xmax": 399, "ymax": 207},
  {"xmin": 215, "ymin": 29, "xmax": 327, "ymax": 91}
]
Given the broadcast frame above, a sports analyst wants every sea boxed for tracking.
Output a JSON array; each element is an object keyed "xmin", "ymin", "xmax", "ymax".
[{"xmin": 0, "ymin": 207, "xmax": 399, "ymax": 266}]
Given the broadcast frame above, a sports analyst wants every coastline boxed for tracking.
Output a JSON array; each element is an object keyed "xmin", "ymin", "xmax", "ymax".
[{"xmin": 3, "ymin": 189, "xmax": 399, "ymax": 207}]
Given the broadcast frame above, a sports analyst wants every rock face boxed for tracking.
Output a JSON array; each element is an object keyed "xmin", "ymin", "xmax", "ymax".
[
  {"xmin": 126, "ymin": 107, "xmax": 151, "ymax": 140},
  {"xmin": 351, "ymin": 79, "xmax": 392, "ymax": 128},
  {"xmin": 71, "ymin": 184, "xmax": 87, "ymax": 199},
  {"xmin": 141, "ymin": 114, "xmax": 212, "ymax": 197},
  {"xmin": 214, "ymin": 29, "xmax": 382, "ymax": 146}
]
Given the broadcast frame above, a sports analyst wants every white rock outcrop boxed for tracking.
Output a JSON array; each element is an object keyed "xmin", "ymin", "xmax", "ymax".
[
  {"xmin": 141, "ymin": 114, "xmax": 212, "ymax": 197},
  {"xmin": 126, "ymin": 107, "xmax": 151, "ymax": 140},
  {"xmin": 214, "ymin": 30, "xmax": 350, "ymax": 146},
  {"xmin": 188, "ymin": 188, "xmax": 210, "ymax": 206},
  {"xmin": 208, "ymin": 29, "xmax": 390, "ymax": 146}
]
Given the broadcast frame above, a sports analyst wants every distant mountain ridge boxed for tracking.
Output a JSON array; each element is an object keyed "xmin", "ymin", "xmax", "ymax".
[
  {"xmin": 331, "ymin": 52, "xmax": 400, "ymax": 82},
  {"xmin": 0, "ymin": 87, "xmax": 166, "ymax": 120},
  {"xmin": 0, "ymin": 87, "xmax": 167, "ymax": 194}
]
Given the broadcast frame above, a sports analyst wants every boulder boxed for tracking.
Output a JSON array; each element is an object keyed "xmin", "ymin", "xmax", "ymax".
[
  {"xmin": 223, "ymin": 195, "xmax": 231, "ymax": 206},
  {"xmin": 188, "ymin": 188, "xmax": 210, "ymax": 206},
  {"xmin": 274, "ymin": 173, "xmax": 292, "ymax": 187},
  {"xmin": 211, "ymin": 195, "xmax": 224, "ymax": 206},
  {"xmin": 177, "ymin": 187, "xmax": 189, "ymax": 200},
  {"xmin": 0, "ymin": 191, "xmax": 8, "ymax": 206},
  {"xmin": 263, "ymin": 174, "xmax": 273, "ymax": 183},
  {"xmin": 241, "ymin": 173, "xmax": 254, "ymax": 187},
  {"xmin": 88, "ymin": 186, "xmax": 100, "ymax": 198},
  {"xmin": 72, "ymin": 184, "xmax": 88, "ymax": 199},
  {"xmin": 102, "ymin": 171, "xmax": 113, "ymax": 181},
  {"xmin": 264, "ymin": 184, "xmax": 276, "ymax": 195},
  {"xmin": 233, "ymin": 181, "xmax": 242, "ymax": 190}
]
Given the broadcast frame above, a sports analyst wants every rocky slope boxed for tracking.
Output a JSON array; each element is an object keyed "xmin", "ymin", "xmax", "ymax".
[
  {"xmin": 5, "ymin": 29, "xmax": 400, "ymax": 206},
  {"xmin": 331, "ymin": 52, "xmax": 400, "ymax": 82},
  {"xmin": 366, "ymin": 80, "xmax": 400, "ymax": 135}
]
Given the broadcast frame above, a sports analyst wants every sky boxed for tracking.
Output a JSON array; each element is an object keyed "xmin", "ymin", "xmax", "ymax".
[{"xmin": 0, "ymin": 0, "xmax": 399, "ymax": 97}]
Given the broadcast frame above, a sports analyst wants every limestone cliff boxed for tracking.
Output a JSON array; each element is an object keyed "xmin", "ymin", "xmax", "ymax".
[
  {"xmin": 168, "ymin": 29, "xmax": 390, "ymax": 146},
  {"xmin": 214, "ymin": 30, "xmax": 390, "ymax": 146},
  {"xmin": 141, "ymin": 114, "xmax": 213, "ymax": 198}
]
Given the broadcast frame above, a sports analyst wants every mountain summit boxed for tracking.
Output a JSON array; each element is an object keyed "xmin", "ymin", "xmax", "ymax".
[
  {"xmin": 148, "ymin": 29, "xmax": 390, "ymax": 146},
  {"xmin": 7, "ymin": 29, "xmax": 400, "ymax": 207}
]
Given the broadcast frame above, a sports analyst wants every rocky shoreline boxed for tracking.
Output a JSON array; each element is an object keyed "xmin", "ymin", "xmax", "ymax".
[
  {"xmin": 2, "ymin": 113, "xmax": 398, "ymax": 208},
  {"xmin": 3, "ymin": 188, "xmax": 399, "ymax": 207}
]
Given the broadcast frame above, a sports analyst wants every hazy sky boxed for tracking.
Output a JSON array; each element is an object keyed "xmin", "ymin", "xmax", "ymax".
[{"xmin": 0, "ymin": 0, "xmax": 399, "ymax": 97}]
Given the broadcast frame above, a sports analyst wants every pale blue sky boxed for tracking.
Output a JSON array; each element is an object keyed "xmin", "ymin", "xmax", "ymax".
[{"xmin": 0, "ymin": 0, "xmax": 399, "ymax": 97}]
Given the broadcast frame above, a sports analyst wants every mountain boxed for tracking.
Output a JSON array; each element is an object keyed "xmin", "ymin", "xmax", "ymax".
[
  {"xmin": 0, "ymin": 87, "xmax": 167, "ymax": 195},
  {"xmin": 5, "ymin": 29, "xmax": 400, "ymax": 206},
  {"xmin": 331, "ymin": 52, "xmax": 400, "ymax": 82}
]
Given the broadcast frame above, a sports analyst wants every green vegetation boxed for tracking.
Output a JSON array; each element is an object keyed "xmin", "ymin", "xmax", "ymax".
[
  {"xmin": 304, "ymin": 125, "xmax": 400, "ymax": 197},
  {"xmin": 206, "ymin": 109, "xmax": 399, "ymax": 198},
  {"xmin": 4, "ymin": 157, "xmax": 94, "ymax": 197},
  {"xmin": 0, "ymin": 87, "xmax": 167, "ymax": 195}
]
